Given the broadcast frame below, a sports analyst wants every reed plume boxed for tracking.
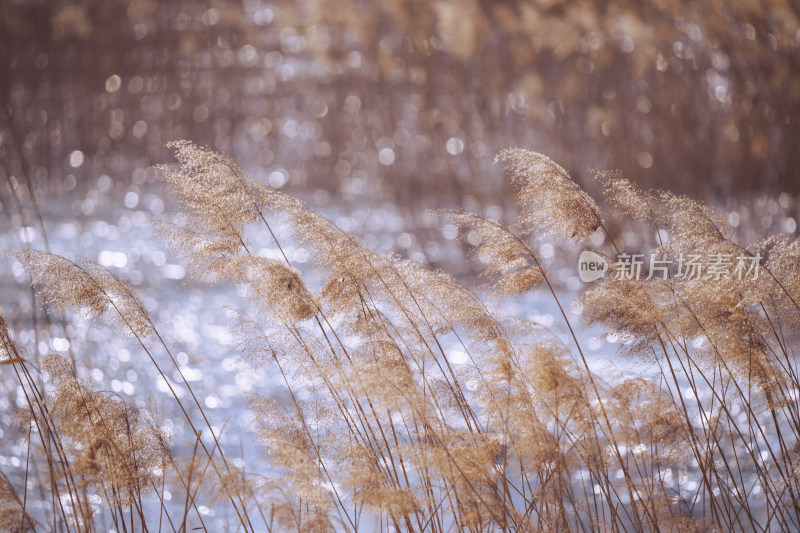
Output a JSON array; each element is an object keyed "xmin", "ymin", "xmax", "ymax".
[
  {"xmin": 6, "ymin": 140, "xmax": 800, "ymax": 531},
  {"xmin": 0, "ymin": 474, "xmax": 35, "ymax": 533},
  {"xmin": 496, "ymin": 148, "xmax": 602, "ymax": 241}
]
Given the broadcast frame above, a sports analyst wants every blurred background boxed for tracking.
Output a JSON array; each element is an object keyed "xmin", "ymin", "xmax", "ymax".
[
  {"xmin": 3, "ymin": 0, "xmax": 800, "ymax": 360},
  {"xmin": 3, "ymin": 0, "xmax": 799, "ymax": 283},
  {"xmin": 1, "ymin": 0, "xmax": 799, "ymax": 386},
  {"xmin": 1, "ymin": 3, "xmax": 799, "ymax": 527},
  {"xmin": 3, "ymin": 0, "xmax": 800, "ymax": 209}
]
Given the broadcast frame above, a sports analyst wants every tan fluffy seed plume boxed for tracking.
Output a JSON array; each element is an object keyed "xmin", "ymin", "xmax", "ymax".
[
  {"xmin": 220, "ymin": 256, "xmax": 318, "ymax": 323},
  {"xmin": 159, "ymin": 140, "xmax": 267, "ymax": 237},
  {"xmin": 42, "ymin": 354, "xmax": 171, "ymax": 508},
  {"xmin": 0, "ymin": 475, "xmax": 35, "ymax": 533},
  {"xmin": 595, "ymin": 168, "xmax": 658, "ymax": 223},
  {"xmin": 12, "ymin": 250, "xmax": 154, "ymax": 337},
  {"xmin": 496, "ymin": 148, "xmax": 601, "ymax": 240},
  {"xmin": 448, "ymin": 212, "xmax": 544, "ymax": 298}
]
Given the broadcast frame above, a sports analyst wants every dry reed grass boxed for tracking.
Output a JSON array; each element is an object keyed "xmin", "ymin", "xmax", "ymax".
[{"xmin": 3, "ymin": 141, "xmax": 799, "ymax": 531}]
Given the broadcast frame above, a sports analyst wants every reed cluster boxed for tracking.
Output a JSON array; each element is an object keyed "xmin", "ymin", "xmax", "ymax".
[{"xmin": 3, "ymin": 141, "xmax": 799, "ymax": 531}]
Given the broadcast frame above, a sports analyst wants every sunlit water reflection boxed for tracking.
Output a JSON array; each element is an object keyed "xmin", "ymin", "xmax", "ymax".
[{"xmin": 0, "ymin": 182, "xmax": 797, "ymax": 529}]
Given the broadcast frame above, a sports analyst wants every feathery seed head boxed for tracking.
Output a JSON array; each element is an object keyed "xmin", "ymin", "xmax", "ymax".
[
  {"xmin": 497, "ymin": 148, "xmax": 601, "ymax": 240},
  {"xmin": 13, "ymin": 250, "xmax": 154, "ymax": 337}
]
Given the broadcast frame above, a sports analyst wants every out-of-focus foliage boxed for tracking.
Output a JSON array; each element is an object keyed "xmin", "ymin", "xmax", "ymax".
[
  {"xmin": 1, "ymin": 0, "xmax": 799, "ymax": 216},
  {"xmin": 275, "ymin": 0, "xmax": 800, "ymax": 196}
]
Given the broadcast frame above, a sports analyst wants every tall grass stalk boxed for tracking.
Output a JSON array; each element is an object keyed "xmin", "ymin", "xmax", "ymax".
[{"xmin": 2, "ymin": 142, "xmax": 799, "ymax": 531}]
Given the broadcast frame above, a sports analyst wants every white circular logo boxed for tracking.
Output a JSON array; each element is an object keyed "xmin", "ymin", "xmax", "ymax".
[{"xmin": 578, "ymin": 251, "xmax": 608, "ymax": 282}]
